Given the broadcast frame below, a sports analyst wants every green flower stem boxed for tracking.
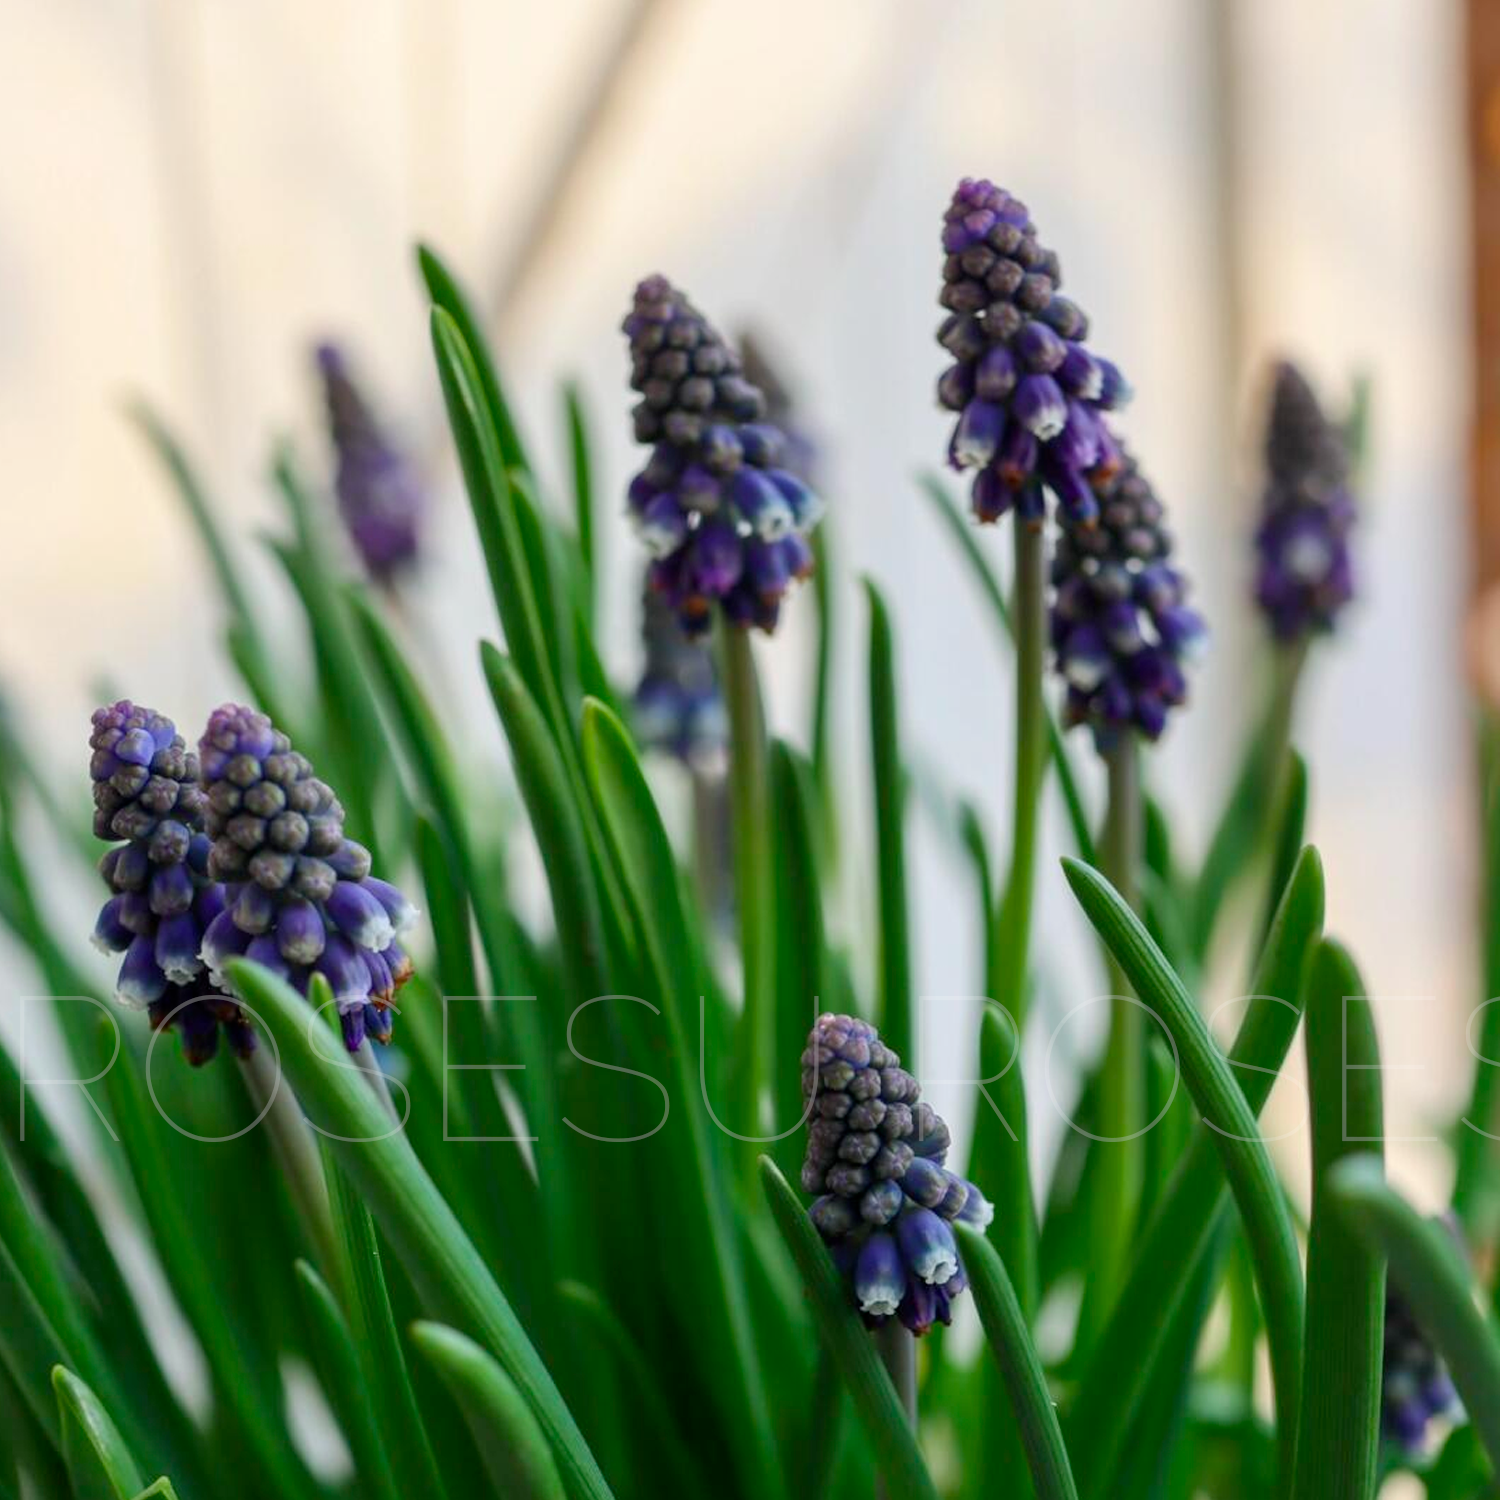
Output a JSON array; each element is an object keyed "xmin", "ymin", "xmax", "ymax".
[
  {"xmin": 865, "ymin": 580, "xmax": 913, "ymax": 1068},
  {"xmin": 1084, "ymin": 735, "xmax": 1144, "ymax": 1342},
  {"xmin": 721, "ymin": 622, "xmax": 774, "ymax": 1146},
  {"xmin": 1291, "ymin": 940, "xmax": 1385, "ymax": 1500},
  {"xmin": 1330, "ymin": 1157, "xmax": 1500, "ymax": 1472},
  {"xmin": 992, "ymin": 520, "xmax": 1048, "ymax": 1036},
  {"xmin": 237, "ymin": 1048, "xmax": 338, "ymax": 1280},
  {"xmin": 1192, "ymin": 640, "xmax": 1307, "ymax": 964},
  {"xmin": 875, "ymin": 1320, "xmax": 916, "ymax": 1427}
]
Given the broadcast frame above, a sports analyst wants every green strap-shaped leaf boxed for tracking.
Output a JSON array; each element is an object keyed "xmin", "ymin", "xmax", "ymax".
[
  {"xmin": 864, "ymin": 580, "xmax": 913, "ymax": 1068},
  {"xmin": 810, "ymin": 525, "xmax": 838, "ymax": 860},
  {"xmin": 556, "ymin": 1282, "xmax": 710, "ymax": 1499},
  {"xmin": 759, "ymin": 1157, "xmax": 938, "ymax": 1500},
  {"xmin": 1330, "ymin": 1157, "xmax": 1500, "ymax": 1473},
  {"xmin": 579, "ymin": 699, "xmax": 786, "ymax": 1500},
  {"xmin": 53, "ymin": 1368, "xmax": 143, "ymax": 1500},
  {"xmin": 292, "ymin": 1261, "xmax": 402, "ymax": 1500},
  {"xmin": 1061, "ymin": 856, "xmax": 1306, "ymax": 1491},
  {"xmin": 563, "ymin": 382, "xmax": 596, "ymax": 625},
  {"xmin": 130, "ymin": 1482, "xmax": 181, "ymax": 1500},
  {"xmin": 1292, "ymin": 940, "xmax": 1385, "ymax": 1500},
  {"xmin": 418, "ymin": 246, "xmax": 534, "ymax": 478},
  {"xmin": 323, "ymin": 1163, "xmax": 449, "ymax": 1500},
  {"xmin": 411, "ymin": 1322, "xmax": 565, "ymax": 1500},
  {"xmin": 226, "ymin": 958, "xmax": 613, "ymax": 1500},
  {"xmin": 957, "ymin": 1227, "xmax": 1078, "ymax": 1500}
]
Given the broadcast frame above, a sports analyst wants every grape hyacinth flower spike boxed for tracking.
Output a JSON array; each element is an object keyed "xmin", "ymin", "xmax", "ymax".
[
  {"xmin": 88, "ymin": 702, "xmax": 254, "ymax": 1065},
  {"xmin": 622, "ymin": 276, "xmax": 823, "ymax": 636},
  {"xmin": 315, "ymin": 342, "xmax": 426, "ymax": 584},
  {"xmin": 937, "ymin": 177, "xmax": 1129, "ymax": 527},
  {"xmin": 1051, "ymin": 451, "xmax": 1206, "ymax": 746},
  {"xmin": 198, "ymin": 704, "xmax": 416, "ymax": 1051},
  {"xmin": 633, "ymin": 582, "xmax": 728, "ymax": 774},
  {"xmin": 801, "ymin": 1014, "xmax": 992, "ymax": 1335},
  {"xmin": 1254, "ymin": 360, "xmax": 1357, "ymax": 643}
]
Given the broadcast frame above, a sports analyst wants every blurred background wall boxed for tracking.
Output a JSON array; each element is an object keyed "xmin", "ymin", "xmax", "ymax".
[{"xmin": 0, "ymin": 0, "xmax": 1473, "ymax": 1196}]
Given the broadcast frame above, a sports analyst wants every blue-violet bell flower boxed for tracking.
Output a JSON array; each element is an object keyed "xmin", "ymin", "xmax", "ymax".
[
  {"xmin": 1382, "ymin": 1214, "xmax": 1464, "ymax": 1458},
  {"xmin": 633, "ymin": 582, "xmax": 728, "ymax": 775},
  {"xmin": 623, "ymin": 276, "xmax": 823, "ymax": 636},
  {"xmin": 801, "ymin": 1013, "xmax": 992, "ymax": 1335},
  {"xmin": 197, "ymin": 703, "xmax": 416, "ymax": 1051},
  {"xmin": 1051, "ymin": 451, "xmax": 1206, "ymax": 746},
  {"xmin": 1254, "ymin": 359, "xmax": 1357, "ymax": 643},
  {"xmin": 315, "ymin": 342, "xmax": 426, "ymax": 584},
  {"xmin": 89, "ymin": 701, "xmax": 254, "ymax": 1066},
  {"xmin": 938, "ymin": 178, "xmax": 1129, "ymax": 527}
]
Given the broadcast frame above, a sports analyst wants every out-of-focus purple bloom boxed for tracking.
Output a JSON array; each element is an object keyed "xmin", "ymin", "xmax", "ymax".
[
  {"xmin": 315, "ymin": 343, "xmax": 426, "ymax": 584},
  {"xmin": 633, "ymin": 583, "xmax": 727, "ymax": 774},
  {"xmin": 937, "ymin": 178, "xmax": 1129, "ymax": 527},
  {"xmin": 800, "ymin": 1013, "xmax": 991, "ymax": 1336},
  {"xmin": 1254, "ymin": 361, "xmax": 1357, "ymax": 642},
  {"xmin": 1050, "ymin": 453, "xmax": 1206, "ymax": 747},
  {"xmin": 623, "ymin": 277, "xmax": 823, "ymax": 636},
  {"xmin": 198, "ymin": 703, "xmax": 416, "ymax": 1051},
  {"xmin": 89, "ymin": 701, "xmax": 254, "ymax": 1066},
  {"xmin": 1382, "ymin": 1216, "xmax": 1464, "ymax": 1458}
]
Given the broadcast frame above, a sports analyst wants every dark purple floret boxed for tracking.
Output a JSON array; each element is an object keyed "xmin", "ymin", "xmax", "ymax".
[
  {"xmin": 316, "ymin": 343, "xmax": 426, "ymax": 584},
  {"xmin": 1254, "ymin": 361, "xmax": 1357, "ymax": 642},
  {"xmin": 623, "ymin": 277, "xmax": 823, "ymax": 637},
  {"xmin": 1382, "ymin": 1217, "xmax": 1464, "ymax": 1458},
  {"xmin": 633, "ymin": 583, "xmax": 727, "ymax": 773},
  {"xmin": 198, "ymin": 704, "xmax": 416, "ymax": 1050},
  {"xmin": 937, "ymin": 178, "xmax": 1129, "ymax": 527},
  {"xmin": 88, "ymin": 701, "xmax": 254, "ymax": 1067},
  {"xmin": 1050, "ymin": 452, "xmax": 1205, "ymax": 748},
  {"xmin": 800, "ymin": 1014, "xmax": 992, "ymax": 1337}
]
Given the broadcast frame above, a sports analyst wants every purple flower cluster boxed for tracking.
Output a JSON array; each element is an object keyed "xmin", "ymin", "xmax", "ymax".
[
  {"xmin": 801, "ymin": 1014, "xmax": 992, "ymax": 1336},
  {"xmin": 1254, "ymin": 361, "xmax": 1356, "ymax": 642},
  {"xmin": 623, "ymin": 277, "xmax": 822, "ymax": 636},
  {"xmin": 198, "ymin": 704, "xmax": 415, "ymax": 1052},
  {"xmin": 633, "ymin": 583, "xmax": 727, "ymax": 774},
  {"xmin": 315, "ymin": 343, "xmax": 426, "ymax": 584},
  {"xmin": 1051, "ymin": 454, "xmax": 1206, "ymax": 745},
  {"xmin": 938, "ymin": 178, "xmax": 1128, "ymax": 526},
  {"xmin": 89, "ymin": 702, "xmax": 254, "ymax": 1066}
]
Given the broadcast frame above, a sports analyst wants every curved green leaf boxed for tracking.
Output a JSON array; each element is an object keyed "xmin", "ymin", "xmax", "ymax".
[
  {"xmin": 1292, "ymin": 940, "xmax": 1385, "ymax": 1500},
  {"xmin": 53, "ymin": 1367, "xmax": 143, "ymax": 1500},
  {"xmin": 226, "ymin": 958, "xmax": 614, "ymax": 1500},
  {"xmin": 1330, "ymin": 1157, "xmax": 1500, "ymax": 1473},
  {"xmin": 410, "ymin": 1322, "xmax": 565, "ymax": 1500},
  {"xmin": 759, "ymin": 1156, "xmax": 938, "ymax": 1500},
  {"xmin": 957, "ymin": 1226, "xmax": 1078, "ymax": 1500},
  {"xmin": 293, "ymin": 1260, "xmax": 401, "ymax": 1500},
  {"xmin": 1061, "ymin": 856, "xmax": 1305, "ymax": 1490}
]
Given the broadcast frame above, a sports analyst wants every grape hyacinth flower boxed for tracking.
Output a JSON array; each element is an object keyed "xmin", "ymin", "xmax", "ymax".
[
  {"xmin": 1051, "ymin": 452, "xmax": 1206, "ymax": 745},
  {"xmin": 633, "ymin": 583, "xmax": 727, "ymax": 774},
  {"xmin": 1382, "ymin": 1218, "xmax": 1463, "ymax": 1457},
  {"xmin": 937, "ymin": 178, "xmax": 1129, "ymax": 527},
  {"xmin": 1254, "ymin": 360, "xmax": 1357, "ymax": 642},
  {"xmin": 198, "ymin": 704, "xmax": 416, "ymax": 1051},
  {"xmin": 88, "ymin": 702, "xmax": 254, "ymax": 1066},
  {"xmin": 622, "ymin": 276, "xmax": 823, "ymax": 636},
  {"xmin": 801, "ymin": 1014, "xmax": 992, "ymax": 1336},
  {"xmin": 315, "ymin": 342, "xmax": 426, "ymax": 584}
]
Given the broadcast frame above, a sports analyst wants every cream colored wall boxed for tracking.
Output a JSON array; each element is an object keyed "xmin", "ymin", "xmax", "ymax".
[{"xmin": 0, "ymin": 1, "xmax": 1474, "ymax": 1215}]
